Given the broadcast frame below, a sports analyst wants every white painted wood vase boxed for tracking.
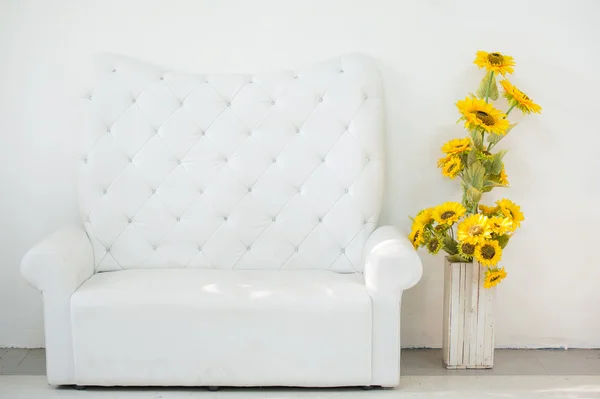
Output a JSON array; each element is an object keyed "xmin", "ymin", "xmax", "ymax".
[{"xmin": 442, "ymin": 257, "xmax": 496, "ymax": 369}]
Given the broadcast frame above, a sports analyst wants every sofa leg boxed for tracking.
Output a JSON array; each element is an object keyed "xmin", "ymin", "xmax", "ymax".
[
  {"xmin": 74, "ymin": 385, "xmax": 86, "ymax": 390},
  {"xmin": 208, "ymin": 386, "xmax": 220, "ymax": 391},
  {"xmin": 361, "ymin": 385, "xmax": 374, "ymax": 390}
]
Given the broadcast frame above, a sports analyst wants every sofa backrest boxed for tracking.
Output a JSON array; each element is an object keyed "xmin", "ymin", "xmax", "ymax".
[{"xmin": 79, "ymin": 54, "xmax": 383, "ymax": 272}]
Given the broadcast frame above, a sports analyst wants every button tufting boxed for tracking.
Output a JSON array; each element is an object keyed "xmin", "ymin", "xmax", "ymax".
[
  {"xmin": 223, "ymin": 216, "xmax": 228, "ymax": 221},
  {"xmin": 154, "ymin": 129, "xmax": 159, "ymax": 135},
  {"xmin": 247, "ymin": 131, "xmax": 252, "ymax": 136},
  {"xmin": 345, "ymin": 125, "xmax": 349, "ymax": 131},
  {"xmin": 318, "ymin": 218, "xmax": 323, "ymax": 222},
  {"xmin": 297, "ymin": 188, "xmax": 301, "ymax": 193},
  {"xmin": 272, "ymin": 158, "xmax": 277, "ymax": 163},
  {"xmin": 199, "ymin": 189, "xmax": 204, "ymax": 194},
  {"xmin": 127, "ymin": 218, "xmax": 132, "ymax": 223},
  {"xmin": 88, "ymin": 95, "xmax": 92, "ymax": 100},
  {"xmin": 180, "ymin": 102, "xmax": 184, "ymax": 107},
  {"xmin": 271, "ymin": 100, "xmax": 275, "ymax": 105},
  {"xmin": 364, "ymin": 95, "xmax": 368, "ymax": 100},
  {"xmin": 176, "ymin": 217, "xmax": 181, "ymax": 222},
  {"xmin": 106, "ymin": 247, "xmax": 111, "ymax": 253},
  {"xmin": 296, "ymin": 128, "xmax": 300, "ymax": 133},
  {"xmin": 132, "ymin": 98, "xmax": 136, "ymax": 103},
  {"xmin": 152, "ymin": 189, "xmax": 156, "ymax": 194},
  {"xmin": 106, "ymin": 128, "xmax": 111, "ymax": 133},
  {"xmin": 294, "ymin": 76, "xmax": 299, "ymax": 79},
  {"xmin": 294, "ymin": 247, "xmax": 299, "ymax": 252},
  {"xmin": 160, "ymin": 76, "xmax": 164, "ymax": 80},
  {"xmin": 83, "ymin": 158, "xmax": 88, "ymax": 163},
  {"xmin": 246, "ymin": 246, "xmax": 251, "ymax": 251},
  {"xmin": 248, "ymin": 188, "xmax": 252, "ymax": 192},
  {"xmin": 200, "ymin": 130, "xmax": 205, "ymax": 136},
  {"xmin": 321, "ymin": 158, "xmax": 326, "ymax": 163},
  {"xmin": 345, "ymin": 188, "xmax": 349, "ymax": 194},
  {"xmin": 341, "ymin": 248, "xmax": 346, "ymax": 253},
  {"xmin": 366, "ymin": 158, "xmax": 370, "ymax": 162},
  {"xmin": 198, "ymin": 246, "xmax": 203, "ymax": 251},
  {"xmin": 152, "ymin": 245, "xmax": 157, "ymax": 250},
  {"xmin": 340, "ymin": 69, "xmax": 344, "ymax": 73},
  {"xmin": 224, "ymin": 158, "xmax": 228, "ymax": 163},
  {"xmin": 319, "ymin": 97, "xmax": 323, "ymax": 102},
  {"xmin": 177, "ymin": 160, "xmax": 181, "ymax": 165},
  {"xmin": 112, "ymin": 68, "xmax": 116, "ymax": 73},
  {"xmin": 363, "ymin": 220, "xmax": 368, "ymax": 224},
  {"xmin": 128, "ymin": 158, "xmax": 132, "ymax": 163},
  {"xmin": 103, "ymin": 189, "xmax": 108, "ymax": 195},
  {"xmin": 272, "ymin": 217, "xmax": 276, "ymax": 222},
  {"xmin": 226, "ymin": 102, "xmax": 231, "ymax": 107}
]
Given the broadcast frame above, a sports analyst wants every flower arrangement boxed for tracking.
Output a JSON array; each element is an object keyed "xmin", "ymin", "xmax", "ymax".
[{"xmin": 409, "ymin": 51, "xmax": 541, "ymax": 288}]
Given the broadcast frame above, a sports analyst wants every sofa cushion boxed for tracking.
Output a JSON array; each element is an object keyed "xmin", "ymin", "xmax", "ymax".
[
  {"xmin": 70, "ymin": 269, "xmax": 372, "ymax": 386},
  {"xmin": 80, "ymin": 54, "xmax": 384, "ymax": 272}
]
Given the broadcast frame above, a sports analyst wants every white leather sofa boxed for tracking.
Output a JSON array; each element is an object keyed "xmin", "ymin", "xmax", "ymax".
[{"xmin": 21, "ymin": 54, "xmax": 422, "ymax": 388}]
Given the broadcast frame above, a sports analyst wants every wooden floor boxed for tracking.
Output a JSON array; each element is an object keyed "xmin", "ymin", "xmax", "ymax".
[{"xmin": 1, "ymin": 348, "xmax": 600, "ymax": 398}]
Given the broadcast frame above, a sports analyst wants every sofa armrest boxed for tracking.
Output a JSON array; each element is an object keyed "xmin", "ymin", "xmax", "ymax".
[
  {"xmin": 21, "ymin": 227, "xmax": 94, "ymax": 294},
  {"xmin": 363, "ymin": 225, "xmax": 423, "ymax": 299}
]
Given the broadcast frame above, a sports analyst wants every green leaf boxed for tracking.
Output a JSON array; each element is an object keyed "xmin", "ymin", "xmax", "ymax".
[
  {"xmin": 447, "ymin": 254, "xmax": 471, "ymax": 263},
  {"xmin": 488, "ymin": 123, "xmax": 517, "ymax": 145},
  {"xmin": 490, "ymin": 150, "xmax": 508, "ymax": 175},
  {"xmin": 476, "ymin": 71, "xmax": 499, "ymax": 101},
  {"xmin": 463, "ymin": 162, "xmax": 486, "ymax": 190},
  {"xmin": 443, "ymin": 236, "xmax": 458, "ymax": 255},
  {"xmin": 469, "ymin": 129, "xmax": 483, "ymax": 150},
  {"xmin": 496, "ymin": 234, "xmax": 510, "ymax": 249},
  {"xmin": 466, "ymin": 187, "xmax": 482, "ymax": 204},
  {"xmin": 467, "ymin": 148, "xmax": 478, "ymax": 167}
]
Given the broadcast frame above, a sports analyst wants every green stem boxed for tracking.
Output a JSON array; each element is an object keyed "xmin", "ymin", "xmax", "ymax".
[
  {"xmin": 485, "ymin": 71, "xmax": 495, "ymax": 103},
  {"xmin": 505, "ymin": 103, "xmax": 516, "ymax": 116}
]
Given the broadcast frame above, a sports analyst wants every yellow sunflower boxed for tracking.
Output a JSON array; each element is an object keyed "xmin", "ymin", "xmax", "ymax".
[
  {"xmin": 409, "ymin": 224, "xmax": 425, "ymax": 249},
  {"xmin": 432, "ymin": 202, "xmax": 467, "ymax": 225},
  {"xmin": 442, "ymin": 138, "xmax": 471, "ymax": 155},
  {"xmin": 414, "ymin": 208, "xmax": 434, "ymax": 227},
  {"xmin": 456, "ymin": 97, "xmax": 509, "ymax": 136},
  {"xmin": 474, "ymin": 240, "xmax": 503, "ymax": 266},
  {"xmin": 484, "ymin": 267, "xmax": 508, "ymax": 289},
  {"xmin": 474, "ymin": 51, "xmax": 515, "ymax": 76},
  {"xmin": 500, "ymin": 79, "xmax": 542, "ymax": 115},
  {"xmin": 457, "ymin": 214, "xmax": 491, "ymax": 245},
  {"xmin": 426, "ymin": 235, "xmax": 443, "ymax": 255},
  {"xmin": 441, "ymin": 156, "xmax": 462, "ymax": 179},
  {"xmin": 479, "ymin": 204, "xmax": 499, "ymax": 217},
  {"xmin": 457, "ymin": 241, "xmax": 476, "ymax": 260},
  {"xmin": 488, "ymin": 216, "xmax": 513, "ymax": 235},
  {"xmin": 499, "ymin": 167, "xmax": 509, "ymax": 186},
  {"xmin": 496, "ymin": 198, "xmax": 525, "ymax": 231}
]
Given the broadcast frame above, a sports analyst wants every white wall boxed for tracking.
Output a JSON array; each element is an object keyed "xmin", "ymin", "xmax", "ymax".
[{"xmin": 1, "ymin": 0, "xmax": 599, "ymax": 348}]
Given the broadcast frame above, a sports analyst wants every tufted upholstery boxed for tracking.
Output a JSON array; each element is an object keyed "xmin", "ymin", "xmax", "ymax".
[{"xmin": 80, "ymin": 54, "xmax": 384, "ymax": 272}]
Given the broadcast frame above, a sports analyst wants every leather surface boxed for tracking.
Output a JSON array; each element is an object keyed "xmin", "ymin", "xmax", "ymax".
[
  {"xmin": 20, "ymin": 227, "xmax": 94, "ymax": 385},
  {"xmin": 80, "ymin": 54, "xmax": 384, "ymax": 272},
  {"xmin": 363, "ymin": 226, "xmax": 423, "ymax": 386},
  {"xmin": 71, "ymin": 269, "xmax": 372, "ymax": 386}
]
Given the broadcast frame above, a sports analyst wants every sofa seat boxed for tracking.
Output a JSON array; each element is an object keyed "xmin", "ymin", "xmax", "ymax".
[{"xmin": 70, "ymin": 269, "xmax": 372, "ymax": 387}]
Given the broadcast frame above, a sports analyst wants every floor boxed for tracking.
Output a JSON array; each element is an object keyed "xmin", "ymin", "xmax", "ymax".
[{"xmin": 1, "ymin": 348, "xmax": 599, "ymax": 398}]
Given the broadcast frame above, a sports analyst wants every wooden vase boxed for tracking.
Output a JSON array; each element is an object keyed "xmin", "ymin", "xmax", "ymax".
[{"xmin": 442, "ymin": 257, "xmax": 496, "ymax": 369}]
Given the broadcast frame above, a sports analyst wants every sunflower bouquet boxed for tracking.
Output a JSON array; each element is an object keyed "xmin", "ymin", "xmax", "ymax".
[{"xmin": 409, "ymin": 51, "xmax": 541, "ymax": 289}]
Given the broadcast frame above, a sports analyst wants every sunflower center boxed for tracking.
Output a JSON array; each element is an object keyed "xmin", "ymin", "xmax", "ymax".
[
  {"xmin": 487, "ymin": 53, "xmax": 504, "ymax": 65},
  {"xmin": 468, "ymin": 225, "xmax": 484, "ymax": 236},
  {"xmin": 475, "ymin": 111, "xmax": 495, "ymax": 126},
  {"xmin": 490, "ymin": 275, "xmax": 500, "ymax": 283},
  {"xmin": 481, "ymin": 244, "xmax": 496, "ymax": 260},
  {"xmin": 441, "ymin": 211, "xmax": 456, "ymax": 220},
  {"xmin": 461, "ymin": 243, "xmax": 475, "ymax": 256},
  {"xmin": 412, "ymin": 230, "xmax": 420, "ymax": 243}
]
